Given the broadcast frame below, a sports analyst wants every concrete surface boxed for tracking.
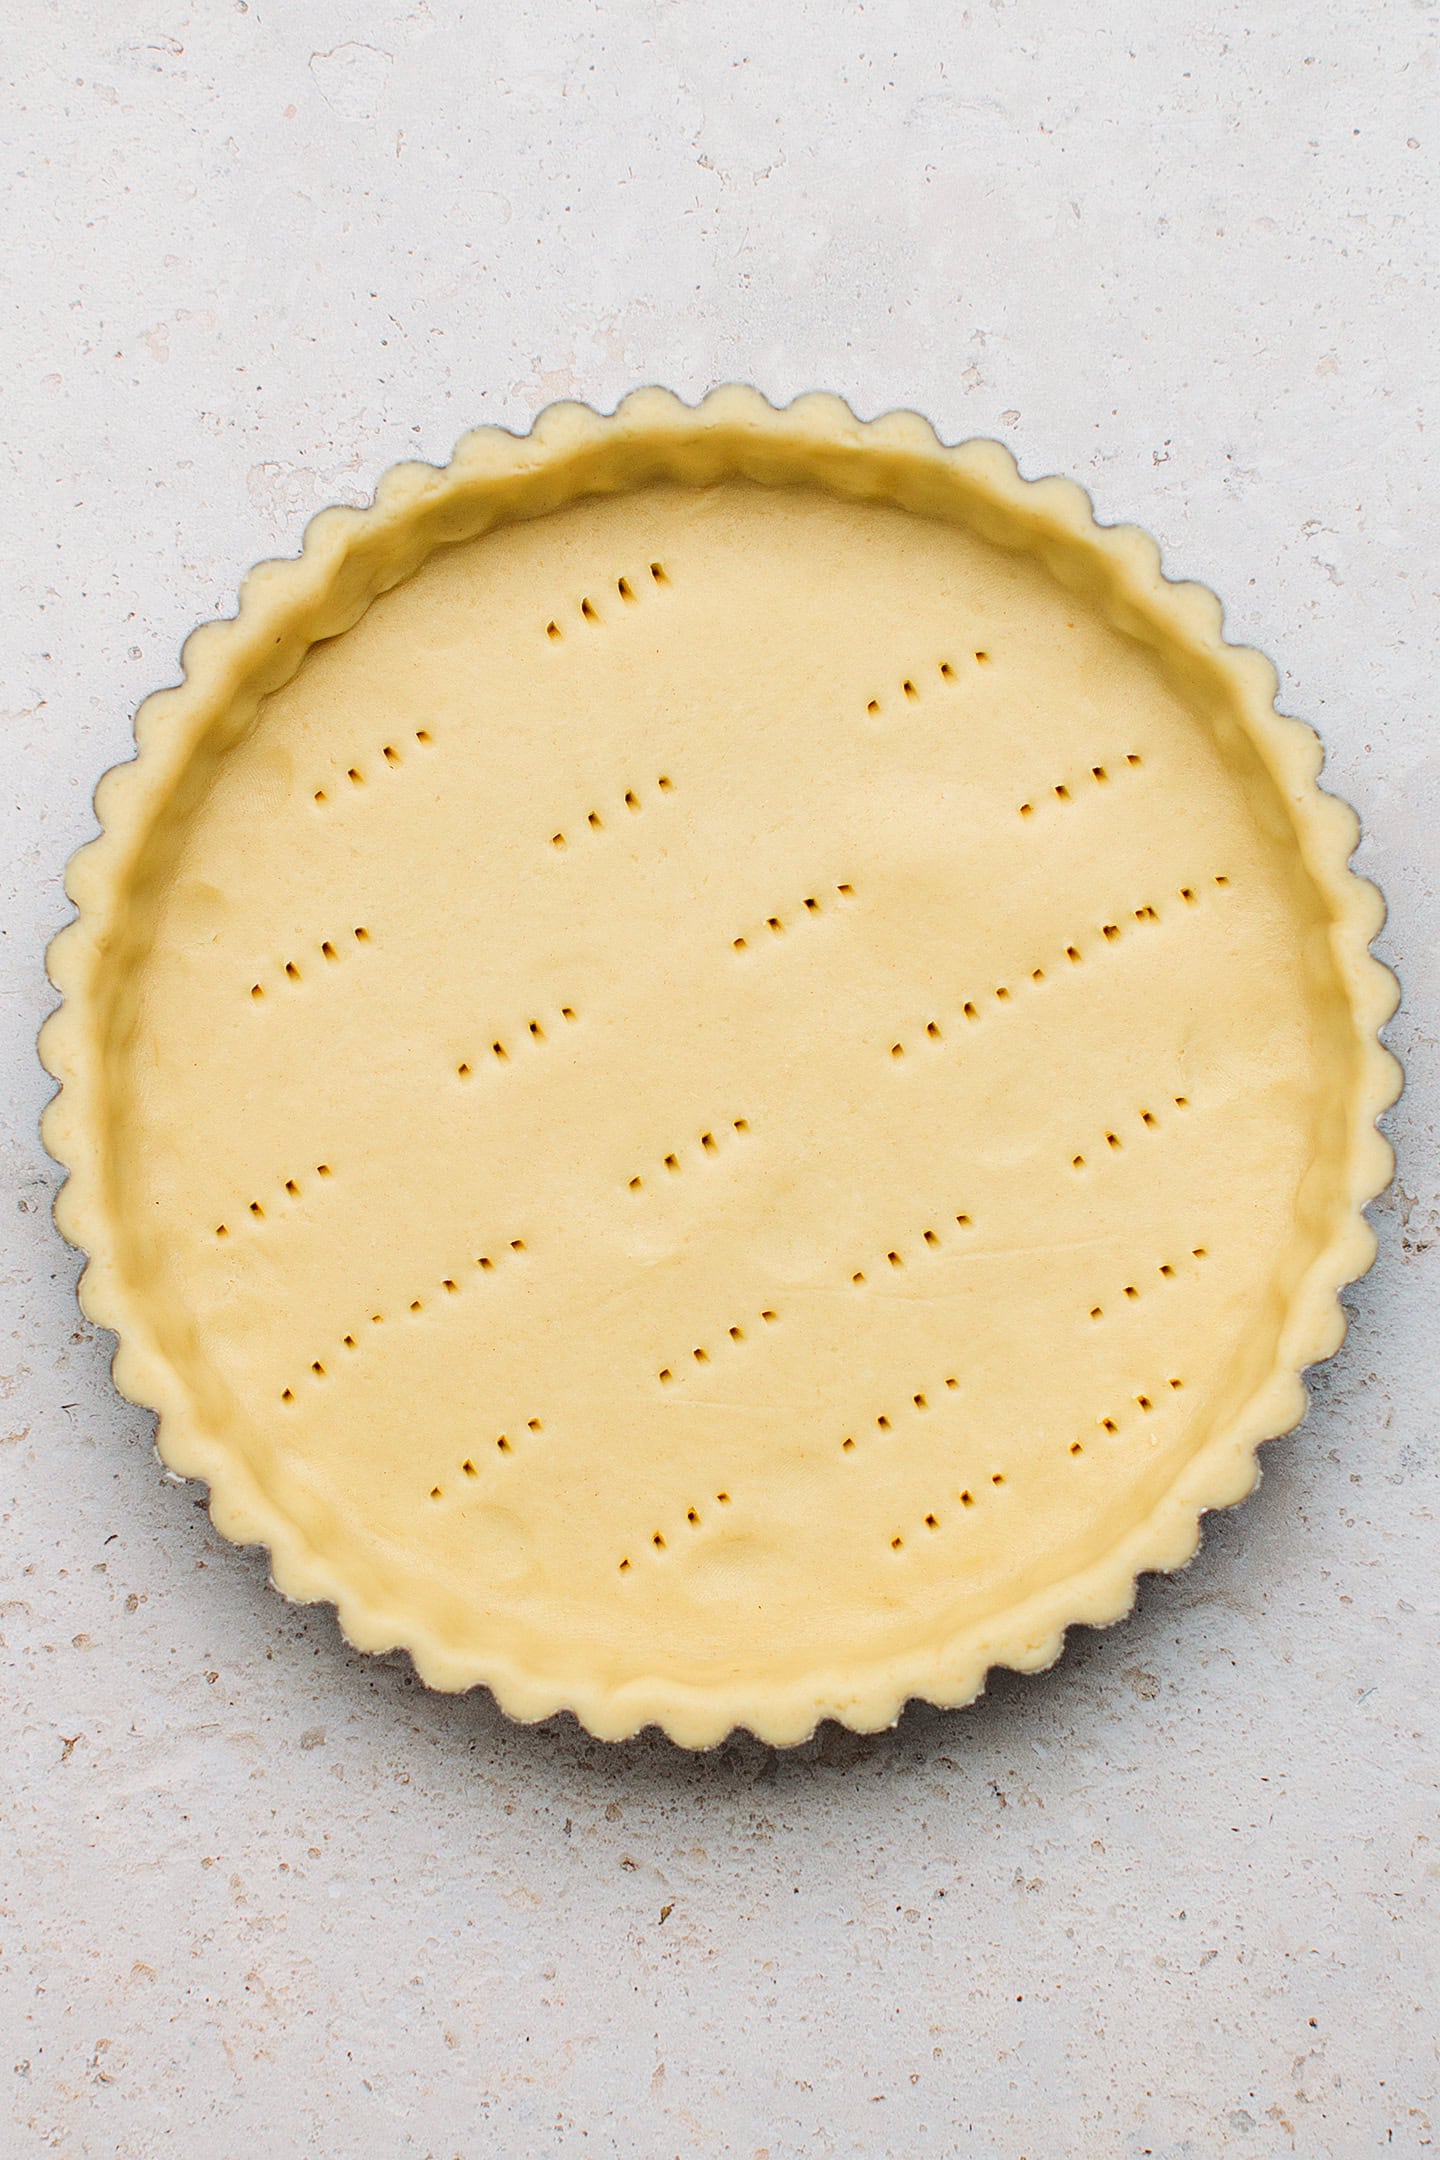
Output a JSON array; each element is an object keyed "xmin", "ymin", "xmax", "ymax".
[{"xmin": 3, "ymin": 4, "xmax": 1437, "ymax": 2155}]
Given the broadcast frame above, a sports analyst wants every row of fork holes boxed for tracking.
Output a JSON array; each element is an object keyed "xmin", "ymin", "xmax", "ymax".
[
  {"xmin": 866, "ymin": 653, "xmax": 988, "ymax": 716},
  {"xmin": 552, "ymin": 774, "xmax": 673, "ymax": 847},
  {"xmin": 1073, "ymin": 1097, "xmax": 1190, "ymax": 1170},
  {"xmin": 1089, "ymin": 1248, "xmax": 1207, "ymax": 1321},
  {"xmin": 734, "ymin": 884, "xmax": 854, "ymax": 951},
  {"xmin": 1079, "ymin": 1375, "xmax": 1187, "ymax": 1450},
  {"xmin": 844, "ymin": 1374, "xmax": 961, "ymax": 1454},
  {"xmin": 892, "ymin": 1472, "xmax": 1007, "ymax": 1549},
  {"xmin": 277, "ymin": 1240, "xmax": 527, "ymax": 1400},
  {"xmin": 630, "ymin": 1117, "xmax": 748, "ymax": 1191},
  {"xmin": 889, "ymin": 877, "xmax": 1229, "ymax": 1054},
  {"xmin": 458, "ymin": 1006, "xmax": 576, "ymax": 1077},
  {"xmin": 619, "ymin": 1489, "xmax": 732, "ymax": 1571},
  {"xmin": 429, "ymin": 1420, "xmax": 544, "ymax": 1498},
  {"xmin": 547, "ymin": 561, "xmax": 667, "ymax": 639},
  {"xmin": 1019, "ymin": 751, "xmax": 1141, "ymax": 817},
  {"xmin": 851, "ymin": 1215, "xmax": 971, "ymax": 1285},
  {"xmin": 314, "ymin": 729, "xmax": 432, "ymax": 804},
  {"xmin": 252, "ymin": 925, "xmax": 369, "ymax": 999},
  {"xmin": 215, "ymin": 1161, "xmax": 332, "ymax": 1239},
  {"xmin": 658, "ymin": 1308, "xmax": 776, "ymax": 1386}
]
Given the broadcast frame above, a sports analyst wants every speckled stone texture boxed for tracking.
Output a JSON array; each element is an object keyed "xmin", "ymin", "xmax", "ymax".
[{"xmin": 3, "ymin": 5, "xmax": 1436, "ymax": 2156}]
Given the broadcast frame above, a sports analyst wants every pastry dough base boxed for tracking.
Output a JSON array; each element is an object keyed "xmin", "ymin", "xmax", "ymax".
[{"xmin": 41, "ymin": 391, "xmax": 1399, "ymax": 1745}]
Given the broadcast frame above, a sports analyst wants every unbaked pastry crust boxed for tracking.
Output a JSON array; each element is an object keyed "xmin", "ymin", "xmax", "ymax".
[{"xmin": 39, "ymin": 388, "xmax": 1401, "ymax": 1746}]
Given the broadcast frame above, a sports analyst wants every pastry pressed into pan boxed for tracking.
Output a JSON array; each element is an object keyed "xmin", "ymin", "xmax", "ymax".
[{"xmin": 40, "ymin": 389, "xmax": 1399, "ymax": 1746}]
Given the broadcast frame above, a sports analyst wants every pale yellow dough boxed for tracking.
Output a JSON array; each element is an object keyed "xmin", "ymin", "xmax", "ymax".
[{"xmin": 41, "ymin": 391, "xmax": 1399, "ymax": 1745}]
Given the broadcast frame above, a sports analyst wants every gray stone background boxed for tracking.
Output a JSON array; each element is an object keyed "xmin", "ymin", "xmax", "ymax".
[{"xmin": 3, "ymin": 4, "xmax": 1436, "ymax": 2155}]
